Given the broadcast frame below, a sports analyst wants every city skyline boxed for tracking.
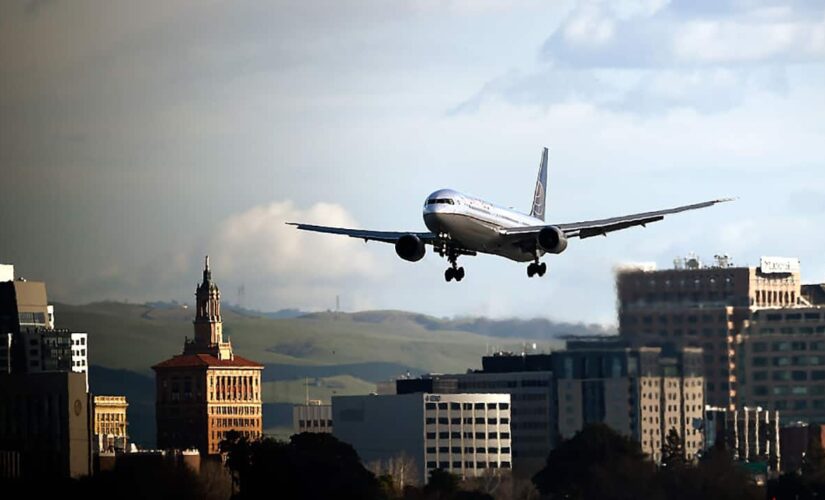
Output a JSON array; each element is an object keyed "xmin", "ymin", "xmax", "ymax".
[{"xmin": 2, "ymin": 1, "xmax": 825, "ymax": 324}]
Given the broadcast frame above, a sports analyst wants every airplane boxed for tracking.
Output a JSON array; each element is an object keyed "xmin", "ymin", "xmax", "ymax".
[{"xmin": 288, "ymin": 148, "xmax": 732, "ymax": 282}]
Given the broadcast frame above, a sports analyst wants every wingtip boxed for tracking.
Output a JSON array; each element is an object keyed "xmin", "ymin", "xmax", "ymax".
[{"xmin": 717, "ymin": 197, "xmax": 737, "ymax": 203}]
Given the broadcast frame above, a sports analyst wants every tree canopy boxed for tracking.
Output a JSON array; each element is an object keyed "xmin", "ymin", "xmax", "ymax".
[{"xmin": 221, "ymin": 431, "xmax": 382, "ymax": 500}]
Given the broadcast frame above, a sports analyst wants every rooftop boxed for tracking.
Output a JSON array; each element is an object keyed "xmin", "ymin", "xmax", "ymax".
[{"xmin": 152, "ymin": 353, "xmax": 263, "ymax": 370}]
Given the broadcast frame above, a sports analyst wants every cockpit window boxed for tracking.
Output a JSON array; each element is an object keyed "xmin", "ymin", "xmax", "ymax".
[{"xmin": 426, "ymin": 198, "xmax": 455, "ymax": 205}]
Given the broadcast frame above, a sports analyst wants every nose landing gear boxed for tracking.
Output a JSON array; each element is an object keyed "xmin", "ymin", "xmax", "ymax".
[{"xmin": 444, "ymin": 246, "xmax": 465, "ymax": 282}]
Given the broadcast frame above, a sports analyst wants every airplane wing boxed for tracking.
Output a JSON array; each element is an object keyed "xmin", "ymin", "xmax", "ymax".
[
  {"xmin": 500, "ymin": 198, "xmax": 734, "ymax": 240},
  {"xmin": 286, "ymin": 223, "xmax": 437, "ymax": 244}
]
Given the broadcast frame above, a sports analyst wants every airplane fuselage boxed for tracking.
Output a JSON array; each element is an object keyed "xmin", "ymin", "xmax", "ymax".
[{"xmin": 422, "ymin": 189, "xmax": 544, "ymax": 262}]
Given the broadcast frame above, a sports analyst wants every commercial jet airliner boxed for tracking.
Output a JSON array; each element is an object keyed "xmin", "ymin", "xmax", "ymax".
[{"xmin": 288, "ymin": 148, "xmax": 732, "ymax": 282}]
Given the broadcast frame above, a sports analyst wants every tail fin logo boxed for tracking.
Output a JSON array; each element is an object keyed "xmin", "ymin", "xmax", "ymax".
[{"xmin": 530, "ymin": 147, "xmax": 548, "ymax": 221}]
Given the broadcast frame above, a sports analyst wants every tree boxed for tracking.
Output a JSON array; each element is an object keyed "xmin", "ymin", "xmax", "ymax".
[
  {"xmin": 369, "ymin": 453, "xmax": 421, "ymax": 493},
  {"xmin": 661, "ymin": 428, "xmax": 686, "ymax": 469},
  {"xmin": 532, "ymin": 424, "xmax": 658, "ymax": 500},
  {"xmin": 221, "ymin": 431, "xmax": 383, "ymax": 500},
  {"xmin": 423, "ymin": 469, "xmax": 460, "ymax": 500}
]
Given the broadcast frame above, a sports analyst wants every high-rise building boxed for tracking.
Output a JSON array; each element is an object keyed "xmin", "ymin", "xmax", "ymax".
[
  {"xmin": 739, "ymin": 307, "xmax": 825, "ymax": 422},
  {"xmin": 153, "ymin": 258, "xmax": 263, "ymax": 455},
  {"xmin": 94, "ymin": 395, "xmax": 129, "ymax": 453},
  {"xmin": 551, "ymin": 338, "xmax": 704, "ymax": 463},
  {"xmin": 0, "ymin": 266, "xmax": 93, "ymax": 478},
  {"xmin": 333, "ymin": 393, "xmax": 512, "ymax": 485},
  {"xmin": 617, "ymin": 255, "xmax": 802, "ymax": 409}
]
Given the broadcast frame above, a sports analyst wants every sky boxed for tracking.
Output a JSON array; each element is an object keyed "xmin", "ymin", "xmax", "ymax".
[{"xmin": 1, "ymin": 0, "xmax": 825, "ymax": 325}]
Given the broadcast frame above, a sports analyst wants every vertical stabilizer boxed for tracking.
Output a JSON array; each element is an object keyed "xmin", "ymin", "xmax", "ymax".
[{"xmin": 530, "ymin": 147, "xmax": 548, "ymax": 221}]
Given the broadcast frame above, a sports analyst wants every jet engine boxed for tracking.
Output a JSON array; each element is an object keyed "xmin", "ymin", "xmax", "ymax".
[
  {"xmin": 395, "ymin": 234, "xmax": 426, "ymax": 262},
  {"xmin": 537, "ymin": 226, "xmax": 568, "ymax": 254}
]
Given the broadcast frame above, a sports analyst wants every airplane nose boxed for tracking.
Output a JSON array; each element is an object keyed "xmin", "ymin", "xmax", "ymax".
[{"xmin": 423, "ymin": 211, "xmax": 445, "ymax": 234}]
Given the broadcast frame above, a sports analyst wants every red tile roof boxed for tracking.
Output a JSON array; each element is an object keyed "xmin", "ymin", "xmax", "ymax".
[{"xmin": 152, "ymin": 353, "xmax": 263, "ymax": 370}]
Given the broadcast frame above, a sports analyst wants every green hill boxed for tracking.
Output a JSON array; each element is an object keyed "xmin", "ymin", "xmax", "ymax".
[{"xmin": 59, "ymin": 302, "xmax": 590, "ymax": 445}]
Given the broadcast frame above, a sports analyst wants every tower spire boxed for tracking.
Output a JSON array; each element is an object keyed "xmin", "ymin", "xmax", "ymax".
[{"xmin": 203, "ymin": 255, "xmax": 211, "ymax": 282}]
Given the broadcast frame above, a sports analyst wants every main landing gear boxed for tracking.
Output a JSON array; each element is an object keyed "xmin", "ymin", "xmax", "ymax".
[
  {"xmin": 527, "ymin": 261, "xmax": 547, "ymax": 278},
  {"xmin": 444, "ymin": 247, "xmax": 465, "ymax": 282}
]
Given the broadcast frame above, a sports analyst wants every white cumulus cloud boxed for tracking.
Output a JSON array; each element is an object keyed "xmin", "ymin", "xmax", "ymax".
[{"xmin": 212, "ymin": 200, "xmax": 383, "ymax": 281}]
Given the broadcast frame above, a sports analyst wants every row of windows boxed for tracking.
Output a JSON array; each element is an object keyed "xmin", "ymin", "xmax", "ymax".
[
  {"xmin": 751, "ymin": 370, "xmax": 825, "ymax": 382},
  {"xmin": 634, "ymin": 313, "xmax": 727, "ymax": 325},
  {"xmin": 627, "ymin": 276, "xmax": 736, "ymax": 290},
  {"xmin": 757, "ymin": 327, "xmax": 825, "ymax": 336},
  {"xmin": 753, "ymin": 341, "xmax": 825, "ymax": 352},
  {"xmin": 298, "ymin": 419, "xmax": 332, "ymax": 428},
  {"xmin": 762, "ymin": 312, "xmax": 822, "ymax": 323},
  {"xmin": 97, "ymin": 413, "xmax": 125, "ymax": 422},
  {"xmin": 211, "ymin": 417, "xmax": 259, "ymax": 428},
  {"xmin": 425, "ymin": 402, "xmax": 510, "ymax": 410},
  {"xmin": 209, "ymin": 406, "xmax": 261, "ymax": 415},
  {"xmin": 426, "ymin": 461, "xmax": 511, "ymax": 470},
  {"xmin": 426, "ymin": 446, "xmax": 511, "ymax": 454},
  {"xmin": 752, "ymin": 385, "xmax": 817, "ymax": 396},
  {"xmin": 753, "ymin": 356, "xmax": 825, "ymax": 367},
  {"xmin": 426, "ymin": 431, "xmax": 510, "ymax": 440},
  {"xmin": 426, "ymin": 417, "xmax": 509, "ymax": 425}
]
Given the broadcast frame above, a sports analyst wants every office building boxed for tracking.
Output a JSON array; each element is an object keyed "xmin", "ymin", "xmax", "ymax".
[
  {"xmin": 551, "ymin": 338, "xmax": 705, "ymax": 463},
  {"xmin": 0, "ymin": 372, "xmax": 92, "ymax": 478},
  {"xmin": 94, "ymin": 395, "xmax": 129, "ymax": 453},
  {"xmin": 0, "ymin": 272, "xmax": 87, "ymax": 387},
  {"xmin": 617, "ymin": 255, "xmax": 802, "ymax": 409},
  {"xmin": 293, "ymin": 401, "xmax": 333, "ymax": 434},
  {"xmin": 333, "ymin": 393, "xmax": 512, "ymax": 484},
  {"xmin": 399, "ymin": 359, "xmax": 555, "ymax": 479},
  {"xmin": 739, "ymin": 307, "xmax": 825, "ymax": 422},
  {"xmin": 153, "ymin": 257, "xmax": 263, "ymax": 455}
]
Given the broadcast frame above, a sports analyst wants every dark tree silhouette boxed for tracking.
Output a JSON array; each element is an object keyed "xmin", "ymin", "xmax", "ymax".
[
  {"xmin": 422, "ymin": 469, "xmax": 460, "ymax": 500},
  {"xmin": 661, "ymin": 428, "xmax": 686, "ymax": 469},
  {"xmin": 532, "ymin": 423, "xmax": 658, "ymax": 500},
  {"xmin": 221, "ymin": 431, "xmax": 382, "ymax": 500}
]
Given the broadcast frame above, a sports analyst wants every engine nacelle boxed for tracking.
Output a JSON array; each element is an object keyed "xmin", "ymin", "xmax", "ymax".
[
  {"xmin": 537, "ymin": 226, "xmax": 568, "ymax": 254},
  {"xmin": 395, "ymin": 234, "xmax": 426, "ymax": 262}
]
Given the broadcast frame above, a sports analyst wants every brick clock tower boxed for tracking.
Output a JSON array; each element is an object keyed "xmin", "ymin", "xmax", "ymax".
[{"xmin": 153, "ymin": 257, "xmax": 263, "ymax": 455}]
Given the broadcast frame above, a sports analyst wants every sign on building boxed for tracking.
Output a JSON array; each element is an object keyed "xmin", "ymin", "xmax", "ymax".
[{"xmin": 760, "ymin": 257, "xmax": 800, "ymax": 275}]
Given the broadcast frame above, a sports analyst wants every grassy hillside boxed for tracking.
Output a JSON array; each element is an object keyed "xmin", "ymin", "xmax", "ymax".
[
  {"xmin": 57, "ymin": 303, "xmax": 570, "ymax": 376},
  {"xmin": 61, "ymin": 302, "xmax": 579, "ymax": 446}
]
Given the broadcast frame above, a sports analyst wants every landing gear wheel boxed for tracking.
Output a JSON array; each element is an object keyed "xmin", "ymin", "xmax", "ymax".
[
  {"xmin": 445, "ymin": 268, "xmax": 455, "ymax": 282},
  {"xmin": 538, "ymin": 262, "xmax": 547, "ymax": 277},
  {"xmin": 527, "ymin": 263, "xmax": 536, "ymax": 278},
  {"xmin": 456, "ymin": 267, "xmax": 465, "ymax": 282}
]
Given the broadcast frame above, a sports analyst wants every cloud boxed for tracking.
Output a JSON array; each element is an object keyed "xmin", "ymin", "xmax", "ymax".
[
  {"xmin": 208, "ymin": 200, "xmax": 389, "ymax": 309},
  {"xmin": 454, "ymin": 0, "xmax": 825, "ymax": 115}
]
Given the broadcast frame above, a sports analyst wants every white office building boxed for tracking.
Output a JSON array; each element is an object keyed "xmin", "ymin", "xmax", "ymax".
[{"xmin": 333, "ymin": 393, "xmax": 512, "ymax": 484}]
